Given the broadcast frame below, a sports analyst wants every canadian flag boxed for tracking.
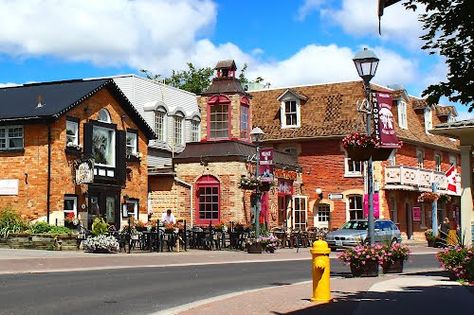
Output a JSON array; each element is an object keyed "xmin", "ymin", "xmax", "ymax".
[{"xmin": 446, "ymin": 164, "xmax": 457, "ymax": 193}]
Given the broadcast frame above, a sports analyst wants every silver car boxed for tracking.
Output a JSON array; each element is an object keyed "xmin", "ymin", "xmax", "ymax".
[{"xmin": 325, "ymin": 219, "xmax": 402, "ymax": 249}]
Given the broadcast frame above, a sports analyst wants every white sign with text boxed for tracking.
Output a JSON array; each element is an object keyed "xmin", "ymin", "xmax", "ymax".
[{"xmin": 0, "ymin": 179, "xmax": 19, "ymax": 195}]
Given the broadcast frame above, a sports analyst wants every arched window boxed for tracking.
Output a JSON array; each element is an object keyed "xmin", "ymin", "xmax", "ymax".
[
  {"xmin": 173, "ymin": 112, "xmax": 184, "ymax": 145},
  {"xmin": 98, "ymin": 109, "xmax": 111, "ymax": 123},
  {"xmin": 191, "ymin": 116, "xmax": 200, "ymax": 142},
  {"xmin": 154, "ymin": 109, "xmax": 166, "ymax": 142},
  {"xmin": 195, "ymin": 175, "xmax": 220, "ymax": 224}
]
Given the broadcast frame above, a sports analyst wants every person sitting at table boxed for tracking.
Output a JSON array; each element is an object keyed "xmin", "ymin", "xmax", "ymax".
[{"xmin": 161, "ymin": 209, "xmax": 176, "ymax": 225}]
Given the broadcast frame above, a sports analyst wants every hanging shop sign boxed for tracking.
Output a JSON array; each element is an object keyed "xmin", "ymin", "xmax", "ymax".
[
  {"xmin": 0, "ymin": 179, "xmax": 19, "ymax": 196},
  {"xmin": 412, "ymin": 206, "xmax": 421, "ymax": 222},
  {"xmin": 75, "ymin": 159, "xmax": 94, "ymax": 184},
  {"xmin": 373, "ymin": 92, "xmax": 399, "ymax": 148}
]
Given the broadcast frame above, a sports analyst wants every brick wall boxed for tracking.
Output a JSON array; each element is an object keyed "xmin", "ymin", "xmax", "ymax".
[{"xmin": 0, "ymin": 88, "xmax": 149, "ymax": 225}]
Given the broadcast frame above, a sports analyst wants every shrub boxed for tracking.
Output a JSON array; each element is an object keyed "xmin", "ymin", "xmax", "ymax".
[
  {"xmin": 82, "ymin": 235, "xmax": 119, "ymax": 253},
  {"xmin": 91, "ymin": 217, "xmax": 109, "ymax": 236},
  {"xmin": 30, "ymin": 221, "xmax": 52, "ymax": 234},
  {"xmin": 48, "ymin": 226, "xmax": 73, "ymax": 235},
  {"xmin": 0, "ymin": 208, "xmax": 29, "ymax": 238},
  {"xmin": 436, "ymin": 246, "xmax": 474, "ymax": 283}
]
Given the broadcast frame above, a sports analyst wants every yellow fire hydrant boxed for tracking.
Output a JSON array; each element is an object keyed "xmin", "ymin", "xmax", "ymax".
[{"xmin": 310, "ymin": 239, "xmax": 331, "ymax": 303}]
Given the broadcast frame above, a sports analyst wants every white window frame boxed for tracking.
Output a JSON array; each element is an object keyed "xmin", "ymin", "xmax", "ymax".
[
  {"xmin": 154, "ymin": 110, "xmax": 166, "ymax": 142},
  {"xmin": 424, "ymin": 107, "xmax": 433, "ymax": 133},
  {"xmin": 388, "ymin": 149, "xmax": 397, "ymax": 166},
  {"xmin": 280, "ymin": 99, "xmax": 301, "ymax": 128},
  {"xmin": 126, "ymin": 199, "xmax": 139, "ymax": 220},
  {"xmin": 0, "ymin": 125, "xmax": 24, "ymax": 150},
  {"xmin": 434, "ymin": 153, "xmax": 441, "ymax": 172},
  {"xmin": 98, "ymin": 109, "xmax": 111, "ymax": 123},
  {"xmin": 449, "ymin": 154, "xmax": 457, "ymax": 167},
  {"xmin": 315, "ymin": 203, "xmax": 330, "ymax": 228},
  {"xmin": 347, "ymin": 195, "xmax": 364, "ymax": 220},
  {"xmin": 209, "ymin": 104, "xmax": 229, "ymax": 139},
  {"xmin": 344, "ymin": 157, "xmax": 363, "ymax": 177},
  {"xmin": 191, "ymin": 119, "xmax": 200, "ymax": 142},
  {"xmin": 292, "ymin": 196, "xmax": 307, "ymax": 230},
  {"xmin": 173, "ymin": 114, "xmax": 184, "ymax": 145},
  {"xmin": 447, "ymin": 113, "xmax": 455, "ymax": 123},
  {"xmin": 64, "ymin": 195, "xmax": 78, "ymax": 217},
  {"xmin": 397, "ymin": 100, "xmax": 408, "ymax": 129},
  {"xmin": 66, "ymin": 120, "xmax": 79, "ymax": 146},
  {"xmin": 416, "ymin": 148, "xmax": 424, "ymax": 169},
  {"xmin": 92, "ymin": 126, "xmax": 116, "ymax": 167},
  {"xmin": 126, "ymin": 131, "xmax": 138, "ymax": 156}
]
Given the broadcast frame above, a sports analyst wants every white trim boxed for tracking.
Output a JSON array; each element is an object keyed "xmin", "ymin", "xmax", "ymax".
[
  {"xmin": 344, "ymin": 157, "xmax": 363, "ymax": 177},
  {"xmin": 0, "ymin": 125, "xmax": 24, "ymax": 150},
  {"xmin": 346, "ymin": 194, "xmax": 364, "ymax": 221},
  {"xmin": 280, "ymin": 99, "xmax": 301, "ymax": 128},
  {"xmin": 64, "ymin": 196, "xmax": 78, "ymax": 217},
  {"xmin": 66, "ymin": 120, "xmax": 79, "ymax": 146},
  {"xmin": 424, "ymin": 107, "xmax": 433, "ymax": 134},
  {"xmin": 397, "ymin": 100, "xmax": 408, "ymax": 129},
  {"xmin": 92, "ymin": 125, "xmax": 116, "ymax": 168},
  {"xmin": 292, "ymin": 195, "xmax": 307, "ymax": 230},
  {"xmin": 126, "ymin": 199, "xmax": 139, "ymax": 220}
]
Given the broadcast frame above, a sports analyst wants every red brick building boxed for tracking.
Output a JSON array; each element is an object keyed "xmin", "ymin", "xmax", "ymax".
[
  {"xmin": 0, "ymin": 79, "xmax": 155, "ymax": 228},
  {"xmin": 251, "ymin": 81, "xmax": 461, "ymax": 240}
]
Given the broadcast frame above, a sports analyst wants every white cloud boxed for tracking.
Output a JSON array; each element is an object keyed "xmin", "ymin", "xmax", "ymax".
[
  {"xmin": 244, "ymin": 44, "xmax": 417, "ymax": 89},
  {"xmin": 0, "ymin": 82, "xmax": 19, "ymax": 88},
  {"xmin": 0, "ymin": 0, "xmax": 217, "ymax": 73},
  {"xmin": 323, "ymin": 0, "xmax": 425, "ymax": 49},
  {"xmin": 296, "ymin": 0, "xmax": 325, "ymax": 21}
]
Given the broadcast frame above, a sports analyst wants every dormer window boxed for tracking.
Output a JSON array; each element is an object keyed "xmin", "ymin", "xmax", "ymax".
[
  {"xmin": 98, "ymin": 109, "xmax": 111, "ymax": 123},
  {"xmin": 154, "ymin": 110, "xmax": 166, "ymax": 142},
  {"xmin": 277, "ymin": 89, "xmax": 306, "ymax": 129},
  {"xmin": 424, "ymin": 107, "xmax": 433, "ymax": 133},
  {"xmin": 397, "ymin": 100, "xmax": 407, "ymax": 129}
]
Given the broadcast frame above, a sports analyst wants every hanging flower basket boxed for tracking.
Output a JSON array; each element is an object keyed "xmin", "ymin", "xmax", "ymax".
[
  {"xmin": 345, "ymin": 146, "xmax": 393, "ymax": 161},
  {"xmin": 417, "ymin": 192, "xmax": 440, "ymax": 203}
]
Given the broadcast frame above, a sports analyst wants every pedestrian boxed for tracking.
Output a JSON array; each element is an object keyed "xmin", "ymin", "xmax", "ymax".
[{"xmin": 439, "ymin": 217, "xmax": 450, "ymax": 246}]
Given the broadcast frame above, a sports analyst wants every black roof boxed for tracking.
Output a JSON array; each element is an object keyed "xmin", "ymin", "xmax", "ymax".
[
  {"xmin": 201, "ymin": 77, "xmax": 248, "ymax": 96},
  {"xmin": 0, "ymin": 78, "xmax": 156, "ymax": 140},
  {"xmin": 174, "ymin": 140, "xmax": 300, "ymax": 170}
]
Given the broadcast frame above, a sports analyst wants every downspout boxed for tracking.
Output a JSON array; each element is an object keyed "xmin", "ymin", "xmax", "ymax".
[
  {"xmin": 47, "ymin": 122, "xmax": 52, "ymax": 224},
  {"xmin": 174, "ymin": 177, "xmax": 193, "ymax": 227}
]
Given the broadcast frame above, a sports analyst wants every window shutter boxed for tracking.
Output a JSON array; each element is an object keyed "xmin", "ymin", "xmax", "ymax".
[
  {"xmin": 83, "ymin": 123, "xmax": 93, "ymax": 158},
  {"xmin": 116, "ymin": 130, "xmax": 127, "ymax": 185}
]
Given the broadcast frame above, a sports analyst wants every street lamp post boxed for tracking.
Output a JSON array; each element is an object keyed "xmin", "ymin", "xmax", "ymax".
[
  {"xmin": 353, "ymin": 48, "xmax": 379, "ymax": 245},
  {"xmin": 250, "ymin": 127, "xmax": 265, "ymax": 238}
]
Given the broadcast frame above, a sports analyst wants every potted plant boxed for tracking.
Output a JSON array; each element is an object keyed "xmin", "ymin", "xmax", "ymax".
[
  {"xmin": 64, "ymin": 213, "xmax": 78, "ymax": 229},
  {"xmin": 380, "ymin": 243, "xmax": 410, "ymax": 273},
  {"xmin": 338, "ymin": 244, "xmax": 382, "ymax": 277},
  {"xmin": 417, "ymin": 192, "xmax": 440, "ymax": 203},
  {"xmin": 135, "ymin": 220, "xmax": 147, "ymax": 232},
  {"xmin": 424, "ymin": 229, "xmax": 436, "ymax": 247},
  {"xmin": 82, "ymin": 234, "xmax": 120, "ymax": 253},
  {"xmin": 436, "ymin": 246, "xmax": 474, "ymax": 283},
  {"xmin": 258, "ymin": 235, "xmax": 279, "ymax": 253},
  {"xmin": 245, "ymin": 237, "xmax": 263, "ymax": 254}
]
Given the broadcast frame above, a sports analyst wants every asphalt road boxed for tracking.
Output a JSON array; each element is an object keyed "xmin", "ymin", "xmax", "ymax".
[{"xmin": 0, "ymin": 254, "xmax": 440, "ymax": 315}]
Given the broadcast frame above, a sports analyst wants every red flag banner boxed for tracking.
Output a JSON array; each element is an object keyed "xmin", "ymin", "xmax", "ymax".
[
  {"xmin": 373, "ymin": 92, "xmax": 399, "ymax": 148},
  {"xmin": 445, "ymin": 164, "xmax": 457, "ymax": 194}
]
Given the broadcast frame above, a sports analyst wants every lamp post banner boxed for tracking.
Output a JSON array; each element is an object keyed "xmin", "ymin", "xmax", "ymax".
[
  {"xmin": 374, "ymin": 92, "xmax": 399, "ymax": 148},
  {"xmin": 259, "ymin": 148, "xmax": 274, "ymax": 182},
  {"xmin": 363, "ymin": 193, "xmax": 380, "ymax": 218}
]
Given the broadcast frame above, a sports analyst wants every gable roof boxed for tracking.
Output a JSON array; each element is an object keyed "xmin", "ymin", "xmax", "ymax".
[
  {"xmin": 250, "ymin": 81, "xmax": 459, "ymax": 151},
  {"xmin": 0, "ymin": 78, "xmax": 156, "ymax": 140},
  {"xmin": 277, "ymin": 89, "xmax": 308, "ymax": 102}
]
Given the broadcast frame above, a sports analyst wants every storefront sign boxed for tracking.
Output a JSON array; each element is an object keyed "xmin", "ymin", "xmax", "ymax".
[
  {"xmin": 328, "ymin": 193, "xmax": 344, "ymax": 200},
  {"xmin": 412, "ymin": 206, "xmax": 421, "ymax": 222},
  {"xmin": 363, "ymin": 193, "xmax": 380, "ymax": 218},
  {"xmin": 373, "ymin": 92, "xmax": 399, "ymax": 148},
  {"xmin": 75, "ymin": 159, "xmax": 94, "ymax": 184},
  {"xmin": 273, "ymin": 168, "xmax": 297, "ymax": 181},
  {"xmin": 0, "ymin": 179, "xmax": 19, "ymax": 195}
]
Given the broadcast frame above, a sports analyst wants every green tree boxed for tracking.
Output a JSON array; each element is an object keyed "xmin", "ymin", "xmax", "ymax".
[{"xmin": 403, "ymin": 0, "xmax": 474, "ymax": 112}]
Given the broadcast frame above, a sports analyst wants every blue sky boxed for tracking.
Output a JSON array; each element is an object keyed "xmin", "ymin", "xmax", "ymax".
[{"xmin": 0, "ymin": 0, "xmax": 471, "ymax": 119}]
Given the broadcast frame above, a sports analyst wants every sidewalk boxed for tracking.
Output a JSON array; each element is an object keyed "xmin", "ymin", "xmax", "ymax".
[{"xmin": 171, "ymin": 272, "xmax": 474, "ymax": 315}]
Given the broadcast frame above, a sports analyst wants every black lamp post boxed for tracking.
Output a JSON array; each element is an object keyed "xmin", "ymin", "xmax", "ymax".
[
  {"xmin": 250, "ymin": 127, "xmax": 265, "ymax": 238},
  {"xmin": 353, "ymin": 48, "xmax": 379, "ymax": 246}
]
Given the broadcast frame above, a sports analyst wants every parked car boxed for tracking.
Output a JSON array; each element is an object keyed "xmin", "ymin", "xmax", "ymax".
[{"xmin": 325, "ymin": 219, "xmax": 402, "ymax": 249}]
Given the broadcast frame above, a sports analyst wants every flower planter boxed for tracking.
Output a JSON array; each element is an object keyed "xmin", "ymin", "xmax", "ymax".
[
  {"xmin": 345, "ymin": 147, "xmax": 393, "ymax": 162},
  {"xmin": 350, "ymin": 261, "xmax": 379, "ymax": 277},
  {"xmin": 427, "ymin": 239, "xmax": 435, "ymax": 247},
  {"xmin": 382, "ymin": 259, "xmax": 404, "ymax": 273},
  {"xmin": 247, "ymin": 243, "xmax": 263, "ymax": 254}
]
